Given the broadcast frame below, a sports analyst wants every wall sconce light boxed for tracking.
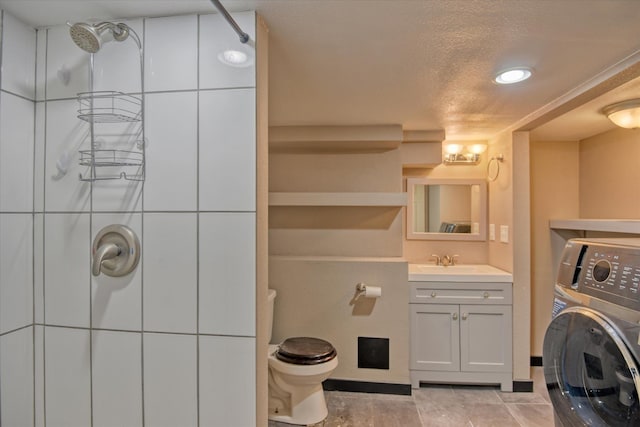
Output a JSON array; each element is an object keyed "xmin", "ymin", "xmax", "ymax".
[
  {"xmin": 443, "ymin": 143, "xmax": 487, "ymax": 165},
  {"xmin": 602, "ymin": 99, "xmax": 640, "ymax": 129}
]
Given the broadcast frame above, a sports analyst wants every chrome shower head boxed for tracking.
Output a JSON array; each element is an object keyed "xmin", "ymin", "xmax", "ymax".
[
  {"xmin": 69, "ymin": 22, "xmax": 131, "ymax": 53},
  {"xmin": 69, "ymin": 23, "xmax": 101, "ymax": 53}
]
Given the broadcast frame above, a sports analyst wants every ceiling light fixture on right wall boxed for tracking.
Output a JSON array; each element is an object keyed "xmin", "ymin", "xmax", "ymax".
[
  {"xmin": 602, "ymin": 99, "xmax": 640, "ymax": 129},
  {"xmin": 494, "ymin": 67, "xmax": 533, "ymax": 85}
]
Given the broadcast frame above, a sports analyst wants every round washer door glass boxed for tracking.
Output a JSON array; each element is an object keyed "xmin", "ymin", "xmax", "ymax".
[{"xmin": 543, "ymin": 307, "xmax": 640, "ymax": 426}]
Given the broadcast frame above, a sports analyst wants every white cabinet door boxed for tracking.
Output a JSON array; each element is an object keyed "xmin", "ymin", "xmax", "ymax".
[
  {"xmin": 459, "ymin": 304, "xmax": 512, "ymax": 373},
  {"xmin": 410, "ymin": 304, "xmax": 459, "ymax": 371}
]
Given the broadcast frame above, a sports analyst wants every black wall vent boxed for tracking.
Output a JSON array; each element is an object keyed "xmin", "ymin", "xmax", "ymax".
[{"xmin": 358, "ymin": 337, "xmax": 389, "ymax": 370}]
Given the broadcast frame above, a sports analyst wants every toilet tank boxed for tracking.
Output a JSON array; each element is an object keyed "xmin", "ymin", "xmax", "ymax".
[{"xmin": 267, "ymin": 289, "xmax": 277, "ymax": 343}]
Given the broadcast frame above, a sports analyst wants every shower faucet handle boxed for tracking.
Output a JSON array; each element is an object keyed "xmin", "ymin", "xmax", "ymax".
[
  {"xmin": 92, "ymin": 242, "xmax": 121, "ymax": 276},
  {"xmin": 91, "ymin": 224, "xmax": 140, "ymax": 277}
]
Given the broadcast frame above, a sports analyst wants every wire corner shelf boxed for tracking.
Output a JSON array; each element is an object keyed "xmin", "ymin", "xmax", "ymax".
[
  {"xmin": 76, "ymin": 89, "xmax": 145, "ymax": 182},
  {"xmin": 77, "ymin": 91, "xmax": 142, "ymax": 123}
]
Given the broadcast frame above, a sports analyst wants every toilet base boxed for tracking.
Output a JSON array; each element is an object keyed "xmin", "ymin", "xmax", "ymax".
[{"xmin": 268, "ymin": 383, "xmax": 328, "ymax": 426}]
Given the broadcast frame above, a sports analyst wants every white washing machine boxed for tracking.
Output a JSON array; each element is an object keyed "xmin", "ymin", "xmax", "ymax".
[{"xmin": 543, "ymin": 238, "xmax": 640, "ymax": 426}]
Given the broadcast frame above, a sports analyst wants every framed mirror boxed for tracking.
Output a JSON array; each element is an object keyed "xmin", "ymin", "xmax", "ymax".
[{"xmin": 406, "ymin": 178, "xmax": 487, "ymax": 241}]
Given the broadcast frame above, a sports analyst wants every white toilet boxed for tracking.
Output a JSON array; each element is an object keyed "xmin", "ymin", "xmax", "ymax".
[{"xmin": 267, "ymin": 289, "xmax": 338, "ymax": 425}]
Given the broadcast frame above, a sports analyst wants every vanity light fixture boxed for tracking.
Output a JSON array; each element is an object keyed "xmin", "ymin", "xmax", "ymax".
[
  {"xmin": 443, "ymin": 143, "xmax": 487, "ymax": 165},
  {"xmin": 602, "ymin": 99, "xmax": 640, "ymax": 129},
  {"xmin": 494, "ymin": 67, "xmax": 532, "ymax": 85},
  {"xmin": 445, "ymin": 143, "xmax": 463, "ymax": 156}
]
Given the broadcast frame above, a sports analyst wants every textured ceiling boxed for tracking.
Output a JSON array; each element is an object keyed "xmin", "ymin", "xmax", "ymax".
[{"xmin": 2, "ymin": 0, "xmax": 640, "ymax": 140}]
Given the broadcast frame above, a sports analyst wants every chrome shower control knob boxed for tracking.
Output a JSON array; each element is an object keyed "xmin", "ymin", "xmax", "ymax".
[{"xmin": 92, "ymin": 224, "xmax": 140, "ymax": 277}]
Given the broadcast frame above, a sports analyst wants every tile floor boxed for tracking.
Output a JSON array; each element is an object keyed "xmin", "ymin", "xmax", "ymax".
[{"xmin": 269, "ymin": 367, "xmax": 554, "ymax": 427}]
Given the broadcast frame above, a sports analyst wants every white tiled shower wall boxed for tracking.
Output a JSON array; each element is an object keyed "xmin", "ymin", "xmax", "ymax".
[{"xmin": 0, "ymin": 10, "xmax": 258, "ymax": 427}]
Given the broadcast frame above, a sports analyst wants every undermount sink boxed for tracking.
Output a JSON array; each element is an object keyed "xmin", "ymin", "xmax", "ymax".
[{"xmin": 408, "ymin": 263, "xmax": 512, "ymax": 282}]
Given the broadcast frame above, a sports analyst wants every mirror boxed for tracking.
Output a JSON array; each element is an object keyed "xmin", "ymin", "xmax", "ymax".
[{"xmin": 406, "ymin": 178, "xmax": 487, "ymax": 241}]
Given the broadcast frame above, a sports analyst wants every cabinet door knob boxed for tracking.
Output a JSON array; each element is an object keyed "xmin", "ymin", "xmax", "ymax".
[
  {"xmin": 462, "ymin": 313, "xmax": 468, "ymax": 320},
  {"xmin": 452, "ymin": 312, "xmax": 458, "ymax": 320},
  {"xmin": 483, "ymin": 291, "xmax": 490, "ymax": 299},
  {"xmin": 431, "ymin": 292, "xmax": 437, "ymax": 298}
]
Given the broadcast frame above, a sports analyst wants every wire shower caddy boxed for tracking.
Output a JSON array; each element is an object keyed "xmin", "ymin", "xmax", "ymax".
[{"xmin": 77, "ymin": 28, "xmax": 145, "ymax": 182}]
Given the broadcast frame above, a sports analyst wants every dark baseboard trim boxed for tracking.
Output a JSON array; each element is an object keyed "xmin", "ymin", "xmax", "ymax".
[
  {"xmin": 530, "ymin": 356, "xmax": 543, "ymax": 366},
  {"xmin": 513, "ymin": 380, "xmax": 534, "ymax": 392},
  {"xmin": 323, "ymin": 379, "xmax": 411, "ymax": 396},
  {"xmin": 324, "ymin": 378, "xmax": 534, "ymax": 394}
]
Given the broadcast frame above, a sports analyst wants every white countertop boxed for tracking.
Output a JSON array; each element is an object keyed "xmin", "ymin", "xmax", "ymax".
[{"xmin": 408, "ymin": 264, "xmax": 513, "ymax": 283}]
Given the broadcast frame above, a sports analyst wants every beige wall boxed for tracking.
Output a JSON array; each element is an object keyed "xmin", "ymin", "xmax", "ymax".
[
  {"xmin": 269, "ymin": 149, "xmax": 404, "ymax": 258},
  {"xmin": 270, "ymin": 150, "xmax": 401, "ymax": 192},
  {"xmin": 487, "ymin": 131, "xmax": 531, "ymax": 381},
  {"xmin": 268, "ymin": 134, "xmax": 408, "ymax": 385},
  {"xmin": 512, "ymin": 131, "xmax": 531, "ymax": 381},
  {"xmin": 529, "ymin": 127, "xmax": 640, "ymax": 358},
  {"xmin": 269, "ymin": 257, "xmax": 409, "ymax": 383},
  {"xmin": 580, "ymin": 128, "xmax": 640, "ymax": 218},
  {"xmin": 256, "ymin": 15, "xmax": 269, "ymax": 427},
  {"xmin": 488, "ymin": 132, "xmax": 513, "ymax": 273},
  {"xmin": 529, "ymin": 140, "xmax": 579, "ymax": 357}
]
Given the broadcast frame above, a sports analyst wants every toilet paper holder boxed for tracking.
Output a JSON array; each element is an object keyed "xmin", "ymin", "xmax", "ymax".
[{"xmin": 355, "ymin": 282, "xmax": 382, "ymax": 299}]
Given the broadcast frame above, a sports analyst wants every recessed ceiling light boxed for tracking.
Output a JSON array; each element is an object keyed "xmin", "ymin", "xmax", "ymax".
[
  {"xmin": 217, "ymin": 49, "xmax": 253, "ymax": 67},
  {"xmin": 494, "ymin": 67, "xmax": 532, "ymax": 85}
]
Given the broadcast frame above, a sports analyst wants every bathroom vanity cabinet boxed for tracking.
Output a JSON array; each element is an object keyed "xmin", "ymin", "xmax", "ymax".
[{"xmin": 409, "ymin": 281, "xmax": 513, "ymax": 391}]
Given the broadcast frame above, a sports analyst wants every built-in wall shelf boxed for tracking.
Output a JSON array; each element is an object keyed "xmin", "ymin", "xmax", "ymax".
[
  {"xmin": 269, "ymin": 255, "xmax": 408, "ymax": 264},
  {"xmin": 550, "ymin": 219, "xmax": 640, "ymax": 234},
  {"xmin": 269, "ymin": 125, "xmax": 403, "ymax": 153},
  {"xmin": 269, "ymin": 192, "xmax": 407, "ymax": 207},
  {"xmin": 400, "ymin": 130, "xmax": 445, "ymax": 168}
]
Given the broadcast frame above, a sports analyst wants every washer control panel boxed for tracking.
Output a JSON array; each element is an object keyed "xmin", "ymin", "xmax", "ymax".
[{"xmin": 558, "ymin": 238, "xmax": 640, "ymax": 312}]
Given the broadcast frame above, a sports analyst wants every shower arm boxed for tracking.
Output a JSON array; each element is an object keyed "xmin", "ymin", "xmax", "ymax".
[
  {"xmin": 100, "ymin": 22, "xmax": 141, "ymax": 49},
  {"xmin": 209, "ymin": 0, "xmax": 250, "ymax": 44},
  {"xmin": 93, "ymin": 22, "xmax": 128, "ymax": 40}
]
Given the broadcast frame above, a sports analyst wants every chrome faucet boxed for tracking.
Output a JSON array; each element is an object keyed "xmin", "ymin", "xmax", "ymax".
[{"xmin": 432, "ymin": 254, "xmax": 459, "ymax": 267}]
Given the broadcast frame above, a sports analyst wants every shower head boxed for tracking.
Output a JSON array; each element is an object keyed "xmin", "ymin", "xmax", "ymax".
[
  {"xmin": 69, "ymin": 22, "xmax": 130, "ymax": 53},
  {"xmin": 69, "ymin": 23, "xmax": 101, "ymax": 53}
]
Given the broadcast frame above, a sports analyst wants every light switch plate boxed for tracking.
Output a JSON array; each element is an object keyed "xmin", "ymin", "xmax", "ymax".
[
  {"xmin": 500, "ymin": 225, "xmax": 509, "ymax": 243},
  {"xmin": 489, "ymin": 224, "xmax": 496, "ymax": 241}
]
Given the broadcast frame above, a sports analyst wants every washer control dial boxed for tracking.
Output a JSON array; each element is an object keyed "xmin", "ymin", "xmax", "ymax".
[{"xmin": 592, "ymin": 259, "xmax": 612, "ymax": 283}]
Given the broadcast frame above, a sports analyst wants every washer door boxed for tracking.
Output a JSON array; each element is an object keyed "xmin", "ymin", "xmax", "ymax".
[{"xmin": 543, "ymin": 306, "xmax": 640, "ymax": 426}]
